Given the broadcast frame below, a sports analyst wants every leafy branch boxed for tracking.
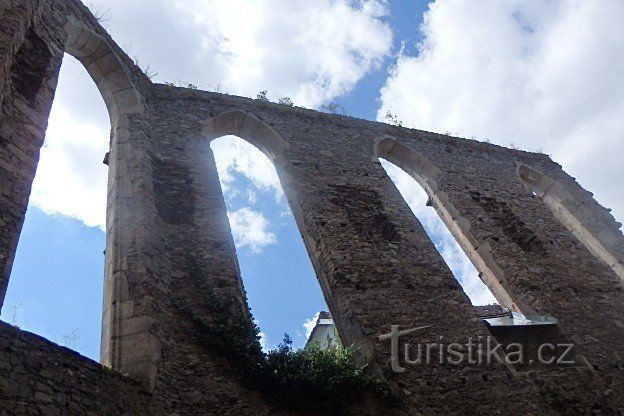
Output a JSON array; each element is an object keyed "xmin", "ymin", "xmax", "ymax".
[
  {"xmin": 321, "ymin": 100, "xmax": 345, "ymax": 115},
  {"xmin": 278, "ymin": 97, "xmax": 294, "ymax": 107},
  {"xmin": 385, "ymin": 110, "xmax": 403, "ymax": 127},
  {"xmin": 256, "ymin": 90, "xmax": 270, "ymax": 101},
  {"xmin": 132, "ymin": 55, "xmax": 158, "ymax": 80}
]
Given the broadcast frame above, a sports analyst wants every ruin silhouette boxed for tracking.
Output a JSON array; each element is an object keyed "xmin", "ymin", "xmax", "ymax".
[{"xmin": 1, "ymin": 1, "xmax": 624, "ymax": 414}]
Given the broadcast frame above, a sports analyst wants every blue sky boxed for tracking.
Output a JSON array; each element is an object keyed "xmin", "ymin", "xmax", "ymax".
[
  {"xmin": 2, "ymin": 0, "xmax": 623, "ymax": 360},
  {"xmin": 340, "ymin": 0, "xmax": 428, "ymax": 120}
]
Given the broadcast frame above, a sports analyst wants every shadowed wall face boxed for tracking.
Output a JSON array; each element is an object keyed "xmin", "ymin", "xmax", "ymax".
[
  {"xmin": 1, "ymin": 0, "xmax": 624, "ymax": 414},
  {"xmin": 1, "ymin": 25, "xmax": 62, "ymax": 308}
]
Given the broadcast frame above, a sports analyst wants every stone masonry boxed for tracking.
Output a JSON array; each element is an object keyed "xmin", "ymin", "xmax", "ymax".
[{"xmin": 1, "ymin": 0, "xmax": 624, "ymax": 414}]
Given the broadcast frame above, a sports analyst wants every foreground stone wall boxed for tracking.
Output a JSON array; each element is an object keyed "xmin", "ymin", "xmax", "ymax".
[
  {"xmin": 0, "ymin": 322, "xmax": 148, "ymax": 415},
  {"xmin": 1, "ymin": 0, "xmax": 624, "ymax": 414}
]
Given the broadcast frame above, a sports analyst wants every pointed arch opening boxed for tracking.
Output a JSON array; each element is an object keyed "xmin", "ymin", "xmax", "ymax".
[
  {"xmin": 0, "ymin": 40, "xmax": 119, "ymax": 361},
  {"xmin": 380, "ymin": 159, "xmax": 498, "ymax": 305},
  {"xmin": 205, "ymin": 111, "xmax": 332, "ymax": 350},
  {"xmin": 375, "ymin": 137, "xmax": 531, "ymax": 313},
  {"xmin": 0, "ymin": 20, "xmax": 143, "ymax": 362}
]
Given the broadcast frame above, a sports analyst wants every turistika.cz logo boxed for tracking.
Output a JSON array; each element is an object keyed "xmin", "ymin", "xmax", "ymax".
[{"xmin": 378, "ymin": 324, "xmax": 575, "ymax": 373}]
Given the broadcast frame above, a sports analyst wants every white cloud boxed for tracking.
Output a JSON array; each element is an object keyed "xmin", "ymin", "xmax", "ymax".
[
  {"xmin": 31, "ymin": 74, "xmax": 109, "ymax": 230},
  {"xmin": 252, "ymin": 317, "xmax": 269, "ymax": 351},
  {"xmin": 87, "ymin": 0, "xmax": 392, "ymax": 108},
  {"xmin": 227, "ymin": 207, "xmax": 277, "ymax": 252},
  {"xmin": 378, "ymin": 0, "xmax": 624, "ymax": 224},
  {"xmin": 34, "ymin": 1, "xmax": 392, "ymax": 229},
  {"xmin": 246, "ymin": 189, "xmax": 258, "ymax": 204},
  {"xmin": 303, "ymin": 312, "xmax": 320, "ymax": 339},
  {"xmin": 381, "ymin": 160, "xmax": 497, "ymax": 305},
  {"xmin": 258, "ymin": 331, "xmax": 268, "ymax": 351},
  {"xmin": 211, "ymin": 136, "xmax": 283, "ymax": 198}
]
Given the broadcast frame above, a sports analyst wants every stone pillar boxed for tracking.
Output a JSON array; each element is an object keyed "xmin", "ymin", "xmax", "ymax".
[
  {"xmin": 0, "ymin": 0, "xmax": 43, "ymax": 119},
  {"xmin": 52, "ymin": 16, "xmax": 160, "ymax": 390},
  {"xmin": 0, "ymin": 23, "xmax": 63, "ymax": 309},
  {"xmin": 100, "ymin": 113, "xmax": 164, "ymax": 391},
  {"xmin": 136, "ymin": 128, "xmax": 264, "ymax": 404}
]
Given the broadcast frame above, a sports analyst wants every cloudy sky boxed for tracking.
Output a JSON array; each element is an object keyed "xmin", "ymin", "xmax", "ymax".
[{"xmin": 2, "ymin": 0, "xmax": 622, "ymax": 359}]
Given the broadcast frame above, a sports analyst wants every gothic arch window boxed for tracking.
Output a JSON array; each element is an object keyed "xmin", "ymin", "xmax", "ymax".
[
  {"xmin": 204, "ymin": 111, "xmax": 331, "ymax": 350},
  {"xmin": 0, "ymin": 21, "xmax": 143, "ymax": 360},
  {"xmin": 375, "ymin": 137, "xmax": 530, "ymax": 312}
]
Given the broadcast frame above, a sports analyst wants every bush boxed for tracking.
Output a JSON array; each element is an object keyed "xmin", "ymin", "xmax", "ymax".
[
  {"xmin": 246, "ymin": 334, "xmax": 390, "ymax": 411},
  {"xmin": 175, "ymin": 270, "xmax": 389, "ymax": 411},
  {"xmin": 256, "ymin": 90, "xmax": 269, "ymax": 101},
  {"xmin": 278, "ymin": 97, "xmax": 294, "ymax": 106}
]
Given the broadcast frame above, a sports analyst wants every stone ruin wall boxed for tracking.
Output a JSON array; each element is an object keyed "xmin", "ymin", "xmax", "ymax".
[{"xmin": 1, "ymin": 0, "xmax": 624, "ymax": 414}]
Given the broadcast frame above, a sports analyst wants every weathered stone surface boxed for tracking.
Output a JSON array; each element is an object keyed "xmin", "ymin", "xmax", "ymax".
[
  {"xmin": 0, "ymin": 321, "xmax": 147, "ymax": 415},
  {"xmin": 1, "ymin": 0, "xmax": 624, "ymax": 414}
]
